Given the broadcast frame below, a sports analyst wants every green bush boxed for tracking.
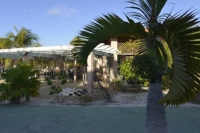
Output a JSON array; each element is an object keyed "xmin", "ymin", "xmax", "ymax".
[
  {"xmin": 120, "ymin": 58, "xmax": 135, "ymax": 80},
  {"xmin": 132, "ymin": 54, "xmax": 160, "ymax": 83},
  {"xmin": 0, "ymin": 63, "xmax": 41, "ymax": 104},
  {"xmin": 45, "ymin": 73, "xmax": 67, "ymax": 102}
]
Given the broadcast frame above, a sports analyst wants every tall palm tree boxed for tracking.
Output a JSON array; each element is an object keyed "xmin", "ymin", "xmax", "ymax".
[
  {"xmin": 0, "ymin": 38, "xmax": 14, "ymax": 68},
  {"xmin": 70, "ymin": 36, "xmax": 86, "ymax": 46},
  {"xmin": 73, "ymin": 0, "xmax": 200, "ymax": 132},
  {"xmin": 0, "ymin": 26, "xmax": 40, "ymax": 68},
  {"xmin": 6, "ymin": 25, "xmax": 39, "ymax": 48},
  {"xmin": 0, "ymin": 38, "xmax": 13, "ymax": 49}
]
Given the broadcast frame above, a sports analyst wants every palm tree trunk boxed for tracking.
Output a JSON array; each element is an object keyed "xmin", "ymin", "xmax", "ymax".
[{"xmin": 144, "ymin": 83, "xmax": 169, "ymax": 133}]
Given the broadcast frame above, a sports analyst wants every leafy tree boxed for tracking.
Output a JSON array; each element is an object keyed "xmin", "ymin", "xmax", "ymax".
[
  {"xmin": 0, "ymin": 63, "xmax": 41, "ymax": 104},
  {"xmin": 72, "ymin": 0, "xmax": 200, "ymax": 132},
  {"xmin": 6, "ymin": 26, "xmax": 39, "ymax": 48},
  {"xmin": 119, "ymin": 57, "xmax": 135, "ymax": 80},
  {"xmin": 0, "ymin": 38, "xmax": 14, "ymax": 67},
  {"xmin": 70, "ymin": 36, "xmax": 85, "ymax": 45},
  {"xmin": 45, "ymin": 73, "xmax": 67, "ymax": 102},
  {"xmin": 0, "ymin": 26, "xmax": 41, "ymax": 69},
  {"xmin": 0, "ymin": 38, "xmax": 13, "ymax": 49},
  {"xmin": 132, "ymin": 54, "xmax": 160, "ymax": 82}
]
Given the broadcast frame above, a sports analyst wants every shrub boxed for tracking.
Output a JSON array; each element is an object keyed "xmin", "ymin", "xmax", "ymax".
[
  {"xmin": 132, "ymin": 54, "xmax": 160, "ymax": 83},
  {"xmin": 45, "ymin": 73, "xmax": 67, "ymax": 102},
  {"xmin": 0, "ymin": 63, "xmax": 41, "ymax": 104},
  {"xmin": 120, "ymin": 58, "xmax": 135, "ymax": 80}
]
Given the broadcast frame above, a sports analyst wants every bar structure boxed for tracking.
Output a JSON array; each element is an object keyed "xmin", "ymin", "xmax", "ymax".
[{"xmin": 0, "ymin": 43, "xmax": 120, "ymax": 93}]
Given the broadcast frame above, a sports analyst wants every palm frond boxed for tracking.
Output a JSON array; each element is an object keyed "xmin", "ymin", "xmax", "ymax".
[
  {"xmin": 127, "ymin": 0, "xmax": 167, "ymax": 23},
  {"xmin": 6, "ymin": 27, "xmax": 39, "ymax": 48},
  {"xmin": 73, "ymin": 13, "xmax": 147, "ymax": 65},
  {"xmin": 0, "ymin": 38, "xmax": 14, "ymax": 49},
  {"xmin": 153, "ymin": 9, "xmax": 200, "ymax": 105}
]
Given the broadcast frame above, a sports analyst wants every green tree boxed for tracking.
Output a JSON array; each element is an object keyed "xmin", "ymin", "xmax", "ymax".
[
  {"xmin": 70, "ymin": 36, "xmax": 86, "ymax": 46},
  {"xmin": 120, "ymin": 57, "xmax": 135, "ymax": 80},
  {"xmin": 6, "ymin": 26, "xmax": 39, "ymax": 48},
  {"xmin": 0, "ymin": 63, "xmax": 41, "ymax": 104},
  {"xmin": 45, "ymin": 73, "xmax": 67, "ymax": 102},
  {"xmin": 0, "ymin": 38, "xmax": 14, "ymax": 67},
  {"xmin": 0, "ymin": 38, "xmax": 13, "ymax": 49},
  {"xmin": 0, "ymin": 26, "xmax": 41, "ymax": 68},
  {"xmin": 73, "ymin": 0, "xmax": 200, "ymax": 132}
]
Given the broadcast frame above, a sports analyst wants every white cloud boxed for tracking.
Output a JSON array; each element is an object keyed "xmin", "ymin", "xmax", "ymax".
[{"xmin": 47, "ymin": 4, "xmax": 77, "ymax": 17}]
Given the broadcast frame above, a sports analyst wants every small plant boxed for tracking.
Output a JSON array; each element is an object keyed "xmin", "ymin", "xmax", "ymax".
[
  {"xmin": 45, "ymin": 73, "xmax": 67, "ymax": 102},
  {"xmin": 0, "ymin": 63, "xmax": 41, "ymax": 104}
]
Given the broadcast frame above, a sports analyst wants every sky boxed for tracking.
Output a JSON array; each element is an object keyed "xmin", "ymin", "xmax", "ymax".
[{"xmin": 0, "ymin": 0, "xmax": 200, "ymax": 46}]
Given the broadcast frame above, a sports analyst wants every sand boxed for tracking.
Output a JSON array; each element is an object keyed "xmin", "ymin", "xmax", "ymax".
[{"xmin": 1, "ymin": 80, "xmax": 197, "ymax": 107}]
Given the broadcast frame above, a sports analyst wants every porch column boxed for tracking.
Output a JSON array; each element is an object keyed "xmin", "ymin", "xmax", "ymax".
[
  {"xmin": 74, "ymin": 60, "xmax": 77, "ymax": 83},
  {"xmin": 110, "ymin": 38, "xmax": 118, "ymax": 80},
  {"xmin": 87, "ymin": 52, "xmax": 94, "ymax": 97},
  {"xmin": 102, "ymin": 56, "xmax": 108, "ymax": 83},
  {"xmin": 23, "ymin": 53, "xmax": 29, "ymax": 62},
  {"xmin": 55, "ymin": 58, "xmax": 60, "ymax": 73},
  {"xmin": 82, "ymin": 66, "xmax": 87, "ymax": 86},
  {"xmin": 34, "ymin": 61, "xmax": 39, "ymax": 78},
  {"xmin": 64, "ymin": 61, "xmax": 68, "ymax": 75},
  {"xmin": 13, "ymin": 59, "xmax": 18, "ymax": 68}
]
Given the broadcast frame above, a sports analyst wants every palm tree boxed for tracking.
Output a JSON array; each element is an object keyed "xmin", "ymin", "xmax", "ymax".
[
  {"xmin": 6, "ymin": 25, "xmax": 39, "ymax": 48},
  {"xmin": 72, "ymin": 0, "xmax": 200, "ymax": 132},
  {"xmin": 0, "ymin": 38, "xmax": 13, "ymax": 49},
  {"xmin": 0, "ymin": 38, "xmax": 14, "ymax": 68},
  {"xmin": 0, "ymin": 26, "xmax": 41, "ymax": 68},
  {"xmin": 70, "ymin": 36, "xmax": 86, "ymax": 46}
]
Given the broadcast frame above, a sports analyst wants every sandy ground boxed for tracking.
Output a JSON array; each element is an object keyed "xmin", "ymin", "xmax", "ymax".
[
  {"xmin": 21, "ymin": 80, "xmax": 196, "ymax": 107},
  {"xmin": 0, "ymin": 79, "xmax": 197, "ymax": 106}
]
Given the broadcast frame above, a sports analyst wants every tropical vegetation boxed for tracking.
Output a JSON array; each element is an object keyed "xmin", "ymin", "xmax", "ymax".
[
  {"xmin": 45, "ymin": 73, "xmax": 67, "ymax": 102},
  {"xmin": 6, "ymin": 25, "xmax": 39, "ymax": 48},
  {"xmin": 119, "ymin": 57, "xmax": 135, "ymax": 80},
  {"xmin": 0, "ymin": 26, "xmax": 41, "ymax": 68},
  {"xmin": 72, "ymin": 0, "xmax": 200, "ymax": 132},
  {"xmin": 72, "ymin": 0, "xmax": 200, "ymax": 105},
  {"xmin": 0, "ymin": 63, "xmax": 41, "ymax": 104}
]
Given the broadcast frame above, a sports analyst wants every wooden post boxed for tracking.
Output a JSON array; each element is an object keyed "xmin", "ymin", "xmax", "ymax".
[
  {"xmin": 87, "ymin": 52, "xmax": 94, "ymax": 97},
  {"xmin": 74, "ymin": 60, "xmax": 77, "ymax": 83},
  {"xmin": 82, "ymin": 66, "xmax": 86, "ymax": 86},
  {"xmin": 23, "ymin": 54, "xmax": 29, "ymax": 62},
  {"xmin": 110, "ymin": 38, "xmax": 118, "ymax": 80},
  {"xmin": 13, "ymin": 59, "xmax": 18, "ymax": 68}
]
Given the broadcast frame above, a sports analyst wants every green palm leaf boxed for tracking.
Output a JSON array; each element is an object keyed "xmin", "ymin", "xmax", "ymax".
[
  {"xmin": 151, "ymin": 9, "xmax": 200, "ymax": 105},
  {"xmin": 6, "ymin": 26, "xmax": 39, "ymax": 48},
  {"xmin": 73, "ymin": 0, "xmax": 200, "ymax": 106},
  {"xmin": 73, "ymin": 13, "xmax": 147, "ymax": 65},
  {"xmin": 127, "ymin": 0, "xmax": 167, "ymax": 24}
]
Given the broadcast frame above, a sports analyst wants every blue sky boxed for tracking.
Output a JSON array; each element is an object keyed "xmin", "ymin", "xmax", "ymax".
[{"xmin": 0, "ymin": 0, "xmax": 200, "ymax": 46}]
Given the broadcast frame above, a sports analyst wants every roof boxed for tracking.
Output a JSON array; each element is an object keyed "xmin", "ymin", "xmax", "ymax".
[{"xmin": 0, "ymin": 43, "xmax": 120, "ymax": 60}]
